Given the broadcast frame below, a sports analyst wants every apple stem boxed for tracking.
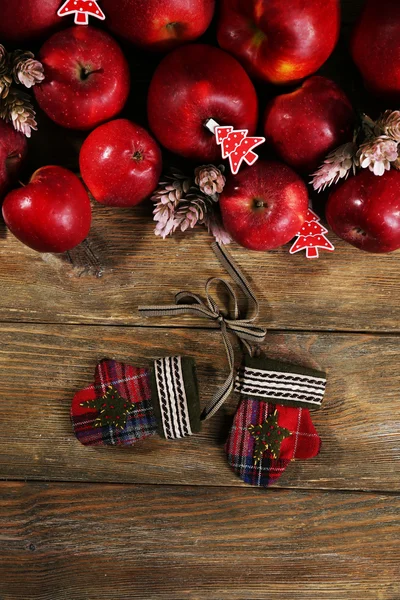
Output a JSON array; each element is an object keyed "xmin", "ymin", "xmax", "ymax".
[{"xmin": 18, "ymin": 180, "xmax": 26, "ymax": 188}]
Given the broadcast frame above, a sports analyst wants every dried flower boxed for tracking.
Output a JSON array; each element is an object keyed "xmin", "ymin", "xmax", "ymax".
[
  {"xmin": 0, "ymin": 89, "xmax": 38, "ymax": 137},
  {"xmin": 311, "ymin": 142, "xmax": 357, "ymax": 192},
  {"xmin": 12, "ymin": 50, "xmax": 45, "ymax": 88},
  {"xmin": 376, "ymin": 110, "xmax": 400, "ymax": 143},
  {"xmin": 194, "ymin": 164, "xmax": 226, "ymax": 198},
  {"xmin": 356, "ymin": 135, "xmax": 399, "ymax": 176}
]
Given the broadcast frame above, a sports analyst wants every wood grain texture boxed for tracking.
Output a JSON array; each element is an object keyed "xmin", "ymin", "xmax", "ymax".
[
  {"xmin": 0, "ymin": 324, "xmax": 398, "ymax": 490},
  {"xmin": 1, "ymin": 209, "xmax": 400, "ymax": 332},
  {"xmin": 0, "ymin": 481, "xmax": 398, "ymax": 600}
]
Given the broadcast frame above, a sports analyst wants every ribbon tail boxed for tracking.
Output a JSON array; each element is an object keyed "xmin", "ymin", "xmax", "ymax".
[
  {"xmin": 138, "ymin": 303, "xmax": 214, "ymax": 320},
  {"xmin": 201, "ymin": 322, "xmax": 235, "ymax": 421}
]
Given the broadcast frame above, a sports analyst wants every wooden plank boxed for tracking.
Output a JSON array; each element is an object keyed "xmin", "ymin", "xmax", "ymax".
[
  {"xmin": 0, "ymin": 323, "xmax": 398, "ymax": 490},
  {"xmin": 1, "ymin": 208, "xmax": 400, "ymax": 332},
  {"xmin": 0, "ymin": 482, "xmax": 398, "ymax": 600}
]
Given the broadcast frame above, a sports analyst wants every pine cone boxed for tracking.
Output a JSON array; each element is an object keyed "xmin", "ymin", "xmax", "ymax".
[
  {"xmin": 194, "ymin": 164, "xmax": 226, "ymax": 198},
  {"xmin": 0, "ymin": 89, "xmax": 37, "ymax": 137},
  {"xmin": 151, "ymin": 168, "xmax": 192, "ymax": 207},
  {"xmin": 0, "ymin": 44, "xmax": 12, "ymax": 99},
  {"xmin": 174, "ymin": 193, "xmax": 212, "ymax": 232},
  {"xmin": 203, "ymin": 211, "xmax": 232, "ymax": 244},
  {"xmin": 376, "ymin": 110, "xmax": 400, "ymax": 142},
  {"xmin": 11, "ymin": 50, "xmax": 45, "ymax": 88},
  {"xmin": 356, "ymin": 135, "xmax": 399, "ymax": 176}
]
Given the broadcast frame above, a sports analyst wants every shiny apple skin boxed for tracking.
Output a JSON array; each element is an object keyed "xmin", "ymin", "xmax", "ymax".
[
  {"xmin": 219, "ymin": 160, "xmax": 309, "ymax": 251},
  {"xmin": 148, "ymin": 44, "xmax": 258, "ymax": 162},
  {"xmin": 0, "ymin": 0, "xmax": 61, "ymax": 43},
  {"xmin": 102, "ymin": 0, "xmax": 215, "ymax": 52},
  {"xmin": 351, "ymin": 0, "xmax": 400, "ymax": 102},
  {"xmin": 326, "ymin": 170, "xmax": 400, "ymax": 254},
  {"xmin": 34, "ymin": 27, "xmax": 130, "ymax": 131},
  {"xmin": 217, "ymin": 0, "xmax": 340, "ymax": 85},
  {"xmin": 80, "ymin": 119, "xmax": 162, "ymax": 207},
  {"xmin": 264, "ymin": 76, "xmax": 354, "ymax": 173},
  {"xmin": 2, "ymin": 166, "xmax": 92, "ymax": 253},
  {"xmin": 0, "ymin": 120, "xmax": 28, "ymax": 201}
]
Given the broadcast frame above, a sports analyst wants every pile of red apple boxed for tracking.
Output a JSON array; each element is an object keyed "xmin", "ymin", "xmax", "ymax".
[{"xmin": 1, "ymin": 0, "xmax": 400, "ymax": 255}]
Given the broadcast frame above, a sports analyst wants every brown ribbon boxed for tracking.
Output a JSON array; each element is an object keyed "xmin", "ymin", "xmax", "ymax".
[{"xmin": 139, "ymin": 243, "xmax": 266, "ymax": 421}]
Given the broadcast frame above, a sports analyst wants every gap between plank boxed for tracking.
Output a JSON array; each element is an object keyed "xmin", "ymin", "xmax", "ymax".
[
  {"xmin": 0, "ymin": 319, "xmax": 400, "ymax": 337},
  {"xmin": 0, "ymin": 477, "xmax": 398, "ymax": 496}
]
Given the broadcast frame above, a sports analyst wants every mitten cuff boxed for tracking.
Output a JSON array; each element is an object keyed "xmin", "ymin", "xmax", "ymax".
[
  {"xmin": 150, "ymin": 356, "xmax": 201, "ymax": 440},
  {"xmin": 235, "ymin": 354, "xmax": 327, "ymax": 409}
]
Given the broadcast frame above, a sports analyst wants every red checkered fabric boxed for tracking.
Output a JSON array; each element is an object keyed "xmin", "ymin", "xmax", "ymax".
[
  {"xmin": 226, "ymin": 396, "xmax": 321, "ymax": 487},
  {"xmin": 71, "ymin": 359, "xmax": 157, "ymax": 446}
]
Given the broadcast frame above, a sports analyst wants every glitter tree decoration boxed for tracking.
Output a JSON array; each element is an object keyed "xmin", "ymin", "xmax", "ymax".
[
  {"xmin": 58, "ymin": 0, "xmax": 106, "ymax": 25},
  {"xmin": 289, "ymin": 209, "xmax": 335, "ymax": 259}
]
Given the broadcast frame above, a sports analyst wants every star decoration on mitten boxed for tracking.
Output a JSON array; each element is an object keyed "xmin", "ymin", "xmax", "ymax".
[
  {"xmin": 80, "ymin": 385, "xmax": 132, "ymax": 429},
  {"xmin": 248, "ymin": 410, "xmax": 292, "ymax": 463}
]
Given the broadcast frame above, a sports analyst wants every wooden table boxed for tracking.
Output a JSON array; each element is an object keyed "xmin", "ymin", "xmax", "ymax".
[{"xmin": 1, "ymin": 1, "xmax": 399, "ymax": 598}]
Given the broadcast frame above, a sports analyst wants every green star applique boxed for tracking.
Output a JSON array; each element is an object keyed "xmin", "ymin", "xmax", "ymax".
[
  {"xmin": 248, "ymin": 410, "xmax": 292, "ymax": 463},
  {"xmin": 80, "ymin": 385, "xmax": 132, "ymax": 429}
]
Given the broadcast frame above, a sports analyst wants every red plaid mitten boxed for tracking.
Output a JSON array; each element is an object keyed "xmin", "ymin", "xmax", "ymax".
[
  {"xmin": 226, "ymin": 355, "xmax": 326, "ymax": 487},
  {"xmin": 71, "ymin": 356, "xmax": 201, "ymax": 446}
]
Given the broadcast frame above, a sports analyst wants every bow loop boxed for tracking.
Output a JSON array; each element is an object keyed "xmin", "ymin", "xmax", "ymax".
[
  {"xmin": 139, "ymin": 243, "xmax": 266, "ymax": 421},
  {"xmin": 205, "ymin": 277, "xmax": 240, "ymax": 321}
]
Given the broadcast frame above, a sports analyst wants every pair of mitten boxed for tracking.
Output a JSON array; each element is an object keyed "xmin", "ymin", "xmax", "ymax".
[{"xmin": 71, "ymin": 352, "xmax": 326, "ymax": 488}]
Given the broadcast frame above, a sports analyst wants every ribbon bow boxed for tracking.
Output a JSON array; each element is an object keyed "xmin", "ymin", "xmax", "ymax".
[{"xmin": 139, "ymin": 243, "xmax": 266, "ymax": 421}]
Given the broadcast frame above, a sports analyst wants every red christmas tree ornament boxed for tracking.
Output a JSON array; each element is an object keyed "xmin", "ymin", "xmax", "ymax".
[
  {"xmin": 205, "ymin": 119, "xmax": 265, "ymax": 175},
  {"xmin": 57, "ymin": 0, "xmax": 105, "ymax": 24},
  {"xmin": 289, "ymin": 208, "xmax": 335, "ymax": 259}
]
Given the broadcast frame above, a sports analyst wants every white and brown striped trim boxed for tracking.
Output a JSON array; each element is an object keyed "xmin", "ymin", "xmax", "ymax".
[
  {"xmin": 153, "ymin": 356, "xmax": 192, "ymax": 440},
  {"xmin": 235, "ymin": 366, "xmax": 326, "ymax": 408}
]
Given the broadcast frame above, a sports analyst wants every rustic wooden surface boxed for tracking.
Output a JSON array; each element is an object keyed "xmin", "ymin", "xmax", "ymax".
[
  {"xmin": 1, "ymin": 483, "xmax": 399, "ymax": 600},
  {"xmin": 2, "ymin": 0, "xmax": 400, "ymax": 598}
]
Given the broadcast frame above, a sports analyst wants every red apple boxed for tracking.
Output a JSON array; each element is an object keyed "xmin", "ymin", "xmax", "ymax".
[
  {"xmin": 0, "ymin": 121, "xmax": 27, "ymax": 201},
  {"xmin": 219, "ymin": 160, "xmax": 309, "ymax": 251},
  {"xmin": 80, "ymin": 119, "xmax": 162, "ymax": 207},
  {"xmin": 102, "ymin": 0, "xmax": 215, "ymax": 52},
  {"xmin": 2, "ymin": 166, "xmax": 92, "ymax": 253},
  {"xmin": 148, "ymin": 44, "xmax": 258, "ymax": 161},
  {"xmin": 264, "ymin": 76, "xmax": 355, "ymax": 174},
  {"xmin": 0, "ymin": 0, "xmax": 62, "ymax": 43},
  {"xmin": 351, "ymin": 0, "xmax": 400, "ymax": 102},
  {"xmin": 34, "ymin": 26, "xmax": 130, "ymax": 131},
  {"xmin": 217, "ymin": 0, "xmax": 340, "ymax": 85},
  {"xmin": 326, "ymin": 169, "xmax": 400, "ymax": 254}
]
